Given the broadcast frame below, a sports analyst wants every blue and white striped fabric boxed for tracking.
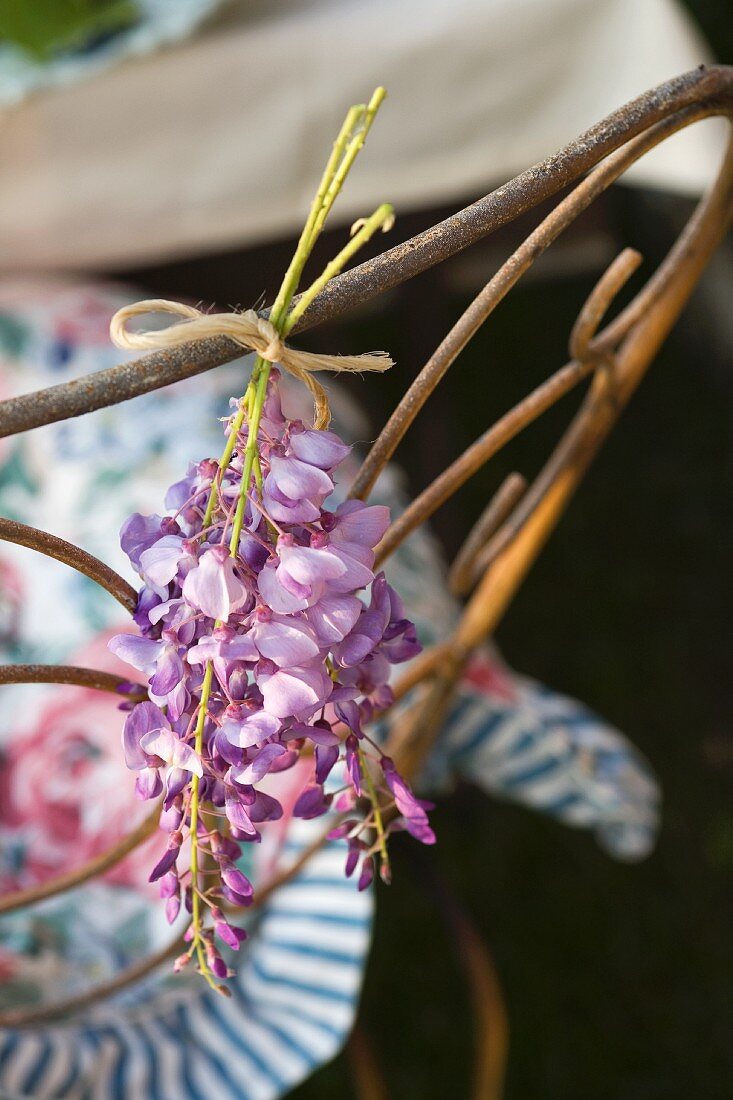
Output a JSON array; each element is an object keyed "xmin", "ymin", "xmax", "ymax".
[
  {"xmin": 0, "ymin": 818, "xmax": 372, "ymax": 1100},
  {"xmin": 0, "ymin": 277, "xmax": 660, "ymax": 1097},
  {"xmin": 432, "ymin": 670, "xmax": 659, "ymax": 861}
]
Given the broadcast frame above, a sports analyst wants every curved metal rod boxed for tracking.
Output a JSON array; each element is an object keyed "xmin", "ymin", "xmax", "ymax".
[
  {"xmin": 391, "ymin": 122, "xmax": 733, "ymax": 781},
  {"xmin": 0, "ymin": 67, "xmax": 731, "ymax": 440},
  {"xmin": 374, "ymin": 354, "xmax": 597, "ymax": 567},
  {"xmin": 0, "ymin": 517, "xmax": 137, "ymax": 613},
  {"xmin": 0, "ymin": 663, "xmax": 144, "ymax": 695},
  {"xmin": 451, "ymin": 249, "xmax": 638, "ymax": 594},
  {"xmin": 300, "ymin": 66, "xmax": 733, "ymax": 332},
  {"xmin": 568, "ymin": 248, "xmax": 643, "ymax": 361},
  {"xmin": 370, "ymin": 98, "xmax": 724, "ymax": 560},
  {"xmin": 479, "ymin": 155, "xmax": 733, "ymax": 570},
  {"xmin": 448, "ymin": 473, "xmax": 528, "ymax": 598}
]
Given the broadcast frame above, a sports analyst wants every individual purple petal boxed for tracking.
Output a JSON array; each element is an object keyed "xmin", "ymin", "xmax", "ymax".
[
  {"xmin": 259, "ymin": 369, "xmax": 287, "ymax": 432},
  {"xmin": 325, "ymin": 544, "xmax": 374, "ymax": 593},
  {"xmin": 139, "ymin": 535, "xmax": 186, "ymax": 587},
  {"xmin": 339, "ymin": 651, "xmax": 391, "ymax": 698},
  {"xmin": 358, "ymin": 856, "xmax": 375, "ymax": 891},
  {"xmin": 140, "ymin": 728, "xmax": 203, "ymax": 776},
  {"xmin": 335, "ymin": 698, "xmax": 364, "ymax": 737},
  {"xmin": 248, "ymin": 790, "xmax": 284, "ymax": 822},
  {"xmin": 328, "ymin": 819, "xmax": 358, "ymax": 841},
  {"xmin": 149, "ymin": 647, "xmax": 185, "ymax": 696},
  {"xmin": 304, "ymin": 593, "xmax": 362, "ymax": 645},
  {"xmin": 164, "ymin": 471, "xmax": 196, "ymax": 513},
  {"xmin": 258, "ymin": 562, "xmax": 308, "ymax": 613},
  {"xmin": 164, "ymin": 766, "xmax": 190, "ymax": 807},
  {"xmin": 159, "ymin": 871, "xmax": 179, "ymax": 900},
  {"xmin": 267, "ymin": 749, "xmax": 298, "ymax": 774},
  {"xmin": 288, "ymin": 427, "xmax": 351, "ymax": 470},
  {"xmin": 381, "ymin": 758, "xmax": 417, "ymax": 812},
  {"xmin": 315, "ymin": 743, "xmax": 339, "ymax": 785},
  {"xmin": 262, "ymin": 480, "xmax": 323, "ymax": 524},
  {"xmin": 207, "ymin": 947, "xmax": 229, "ymax": 979},
  {"xmin": 344, "ymin": 734, "xmax": 362, "ymax": 795},
  {"xmin": 122, "ymin": 700, "xmax": 168, "ymax": 769},
  {"xmin": 149, "ymin": 847, "xmax": 179, "ymax": 882},
  {"xmin": 334, "ymin": 789, "xmax": 356, "ymax": 813},
  {"xmin": 344, "ymin": 842, "xmax": 361, "ymax": 878},
  {"xmin": 220, "ymin": 883, "xmax": 254, "ymax": 908},
  {"xmin": 257, "ymin": 662, "xmax": 333, "ymax": 720},
  {"xmin": 403, "ymin": 816, "xmax": 437, "ymax": 845},
  {"xmin": 381, "ymin": 757, "xmax": 421, "ymax": 816},
  {"xmin": 290, "ymin": 720, "xmax": 341, "ymax": 747},
  {"xmin": 333, "ymin": 500, "xmax": 390, "ymax": 548},
  {"xmin": 251, "ymin": 614, "xmax": 320, "ymax": 667},
  {"xmin": 293, "ymin": 784, "xmax": 331, "ymax": 819},
  {"xmin": 268, "ymin": 453, "xmax": 333, "ymax": 501},
  {"xmin": 382, "ymin": 621, "xmax": 422, "ymax": 664},
  {"xmin": 276, "ymin": 539, "xmax": 345, "ymax": 600},
  {"xmin": 238, "ymin": 531, "xmax": 269, "ymax": 573},
  {"xmin": 166, "ymin": 895, "xmax": 182, "ymax": 923},
  {"xmin": 231, "ymin": 742, "xmax": 289, "ymax": 784},
  {"xmin": 135, "ymin": 767, "xmax": 163, "ymax": 800},
  {"xmin": 220, "ymin": 863, "xmax": 254, "ymax": 899},
  {"xmin": 333, "ymin": 607, "xmax": 388, "ymax": 668},
  {"xmin": 215, "ymin": 919, "xmax": 247, "ymax": 950},
  {"xmin": 160, "ymin": 801, "xmax": 183, "ymax": 834},
  {"xmin": 210, "ymin": 838, "xmax": 243, "ymax": 865},
  {"xmin": 159, "ymin": 678, "xmax": 190, "ymax": 723},
  {"xmin": 224, "ymin": 790, "xmax": 258, "ymax": 836},
  {"xmin": 120, "ymin": 512, "xmax": 164, "ymax": 569},
  {"xmin": 108, "ymin": 633, "xmax": 162, "ymax": 675},
  {"xmin": 134, "ymin": 586, "xmax": 163, "ymax": 632},
  {"xmin": 220, "ymin": 708, "xmax": 281, "ymax": 749},
  {"xmin": 381, "ymin": 757, "xmax": 435, "ymax": 843},
  {"xmin": 182, "ymin": 545, "xmax": 248, "ymax": 621}
]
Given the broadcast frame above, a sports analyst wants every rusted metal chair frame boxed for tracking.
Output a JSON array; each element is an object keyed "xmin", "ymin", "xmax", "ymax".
[{"xmin": 0, "ymin": 66, "xmax": 731, "ymax": 1095}]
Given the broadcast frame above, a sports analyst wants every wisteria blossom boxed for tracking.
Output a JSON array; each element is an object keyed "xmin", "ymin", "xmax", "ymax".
[{"xmin": 109, "ymin": 369, "xmax": 429, "ymax": 989}]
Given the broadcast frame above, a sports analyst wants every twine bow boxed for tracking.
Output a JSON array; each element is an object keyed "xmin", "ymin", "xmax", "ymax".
[{"xmin": 111, "ymin": 299, "xmax": 394, "ymax": 429}]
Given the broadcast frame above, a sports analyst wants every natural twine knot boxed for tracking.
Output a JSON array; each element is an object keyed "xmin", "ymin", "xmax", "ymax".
[{"xmin": 110, "ymin": 298, "xmax": 394, "ymax": 429}]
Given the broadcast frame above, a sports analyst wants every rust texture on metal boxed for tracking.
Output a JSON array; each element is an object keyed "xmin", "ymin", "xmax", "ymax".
[
  {"xmin": 0, "ymin": 67, "xmax": 730, "ymax": 440},
  {"xmin": 0, "ymin": 65, "xmax": 731, "ymax": 1027}
]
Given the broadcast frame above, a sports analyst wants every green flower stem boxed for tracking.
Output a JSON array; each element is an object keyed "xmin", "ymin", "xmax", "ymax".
[
  {"xmin": 189, "ymin": 660, "xmax": 218, "ymax": 986},
  {"xmin": 187, "ymin": 87, "xmax": 388, "ymax": 981},
  {"xmin": 309, "ymin": 87, "xmax": 386, "ymax": 245},
  {"xmin": 358, "ymin": 744, "xmax": 390, "ymax": 879},
  {"xmin": 227, "ymin": 93, "xmax": 388, "ymax": 554},
  {"xmin": 284, "ymin": 203, "xmax": 395, "ymax": 334}
]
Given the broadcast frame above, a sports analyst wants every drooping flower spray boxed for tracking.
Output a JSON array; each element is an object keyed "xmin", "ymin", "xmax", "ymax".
[{"xmin": 109, "ymin": 89, "xmax": 434, "ymax": 991}]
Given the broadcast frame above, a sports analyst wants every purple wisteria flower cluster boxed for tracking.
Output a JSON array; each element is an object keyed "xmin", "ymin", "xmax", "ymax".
[{"xmin": 109, "ymin": 370, "xmax": 433, "ymax": 987}]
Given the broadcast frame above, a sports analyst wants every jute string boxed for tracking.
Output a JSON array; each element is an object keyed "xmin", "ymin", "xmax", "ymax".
[{"xmin": 111, "ymin": 299, "xmax": 394, "ymax": 428}]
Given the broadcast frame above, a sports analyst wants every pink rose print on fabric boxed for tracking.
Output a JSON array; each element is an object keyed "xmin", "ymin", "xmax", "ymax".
[{"xmin": 0, "ymin": 628, "xmax": 159, "ymax": 895}]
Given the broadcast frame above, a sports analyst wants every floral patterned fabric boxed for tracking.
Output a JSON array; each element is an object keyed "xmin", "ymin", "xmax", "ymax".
[
  {"xmin": 0, "ymin": 277, "xmax": 659, "ymax": 1098},
  {"xmin": 0, "ymin": 2, "xmax": 226, "ymax": 107}
]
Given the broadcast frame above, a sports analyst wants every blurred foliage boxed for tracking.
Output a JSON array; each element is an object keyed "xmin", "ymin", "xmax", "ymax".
[{"xmin": 0, "ymin": 0, "xmax": 136, "ymax": 60}]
